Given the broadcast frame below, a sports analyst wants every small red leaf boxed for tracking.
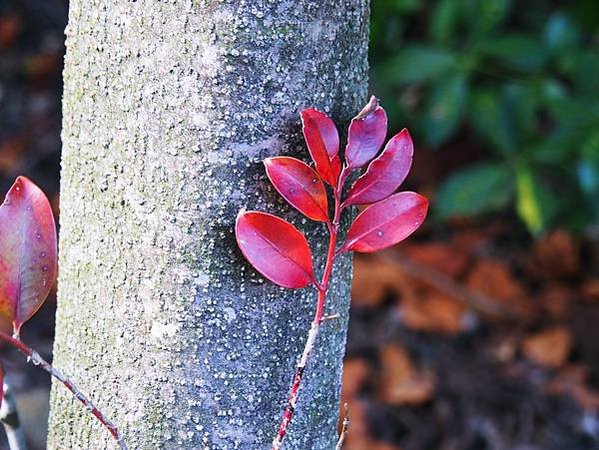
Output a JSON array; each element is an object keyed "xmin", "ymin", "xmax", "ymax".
[
  {"xmin": 0, "ymin": 176, "xmax": 58, "ymax": 334},
  {"xmin": 341, "ymin": 192, "xmax": 428, "ymax": 253},
  {"xmin": 264, "ymin": 157, "xmax": 329, "ymax": 222},
  {"xmin": 345, "ymin": 96, "xmax": 388, "ymax": 169},
  {"xmin": 344, "ymin": 129, "xmax": 413, "ymax": 206},
  {"xmin": 301, "ymin": 108, "xmax": 339, "ymax": 158},
  {"xmin": 301, "ymin": 108, "xmax": 339, "ymax": 186},
  {"xmin": 236, "ymin": 211, "xmax": 315, "ymax": 289}
]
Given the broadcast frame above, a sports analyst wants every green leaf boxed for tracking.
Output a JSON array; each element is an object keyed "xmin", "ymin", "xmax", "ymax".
[
  {"xmin": 481, "ymin": 34, "xmax": 547, "ymax": 72},
  {"xmin": 544, "ymin": 13, "xmax": 580, "ymax": 52},
  {"xmin": 545, "ymin": 96, "xmax": 599, "ymax": 127},
  {"xmin": 370, "ymin": 0, "xmax": 410, "ymax": 55},
  {"xmin": 578, "ymin": 131, "xmax": 599, "ymax": 220},
  {"xmin": 578, "ymin": 159, "xmax": 599, "ymax": 199},
  {"xmin": 515, "ymin": 166, "xmax": 558, "ymax": 235},
  {"xmin": 419, "ymin": 71, "xmax": 469, "ymax": 147},
  {"xmin": 436, "ymin": 163, "xmax": 514, "ymax": 218},
  {"xmin": 529, "ymin": 131, "xmax": 580, "ymax": 165},
  {"xmin": 391, "ymin": 0, "xmax": 422, "ymax": 13},
  {"xmin": 502, "ymin": 83, "xmax": 539, "ymax": 142},
  {"xmin": 378, "ymin": 45, "xmax": 457, "ymax": 84},
  {"xmin": 465, "ymin": 0, "xmax": 512, "ymax": 36},
  {"xmin": 468, "ymin": 89, "xmax": 515, "ymax": 155},
  {"xmin": 430, "ymin": 0, "xmax": 460, "ymax": 44},
  {"xmin": 558, "ymin": 51, "xmax": 599, "ymax": 97}
]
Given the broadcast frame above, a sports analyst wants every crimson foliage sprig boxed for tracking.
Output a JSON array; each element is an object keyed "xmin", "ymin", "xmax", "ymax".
[{"xmin": 235, "ymin": 96, "xmax": 429, "ymax": 449}]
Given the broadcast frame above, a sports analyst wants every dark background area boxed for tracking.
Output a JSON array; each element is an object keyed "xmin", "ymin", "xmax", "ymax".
[
  {"xmin": 0, "ymin": 1, "xmax": 66, "ymax": 448},
  {"xmin": 0, "ymin": 1, "xmax": 598, "ymax": 449}
]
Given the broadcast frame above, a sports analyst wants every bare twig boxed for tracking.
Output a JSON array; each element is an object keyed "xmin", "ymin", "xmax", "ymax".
[
  {"xmin": 0, "ymin": 372, "xmax": 27, "ymax": 450},
  {"xmin": 335, "ymin": 403, "xmax": 350, "ymax": 450},
  {"xmin": 0, "ymin": 331, "xmax": 127, "ymax": 450},
  {"xmin": 322, "ymin": 313, "xmax": 340, "ymax": 321},
  {"xmin": 272, "ymin": 168, "xmax": 350, "ymax": 449}
]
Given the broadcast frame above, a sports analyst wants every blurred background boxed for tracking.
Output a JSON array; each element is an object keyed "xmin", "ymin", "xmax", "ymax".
[{"xmin": 0, "ymin": 0, "xmax": 598, "ymax": 449}]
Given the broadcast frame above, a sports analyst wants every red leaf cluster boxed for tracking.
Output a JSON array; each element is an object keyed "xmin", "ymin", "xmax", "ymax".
[{"xmin": 236, "ymin": 96, "xmax": 428, "ymax": 289}]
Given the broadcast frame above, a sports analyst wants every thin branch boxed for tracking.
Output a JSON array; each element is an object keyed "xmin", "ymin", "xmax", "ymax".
[
  {"xmin": 335, "ymin": 403, "xmax": 350, "ymax": 450},
  {"xmin": 272, "ymin": 166, "xmax": 349, "ymax": 449},
  {"xmin": 0, "ymin": 331, "xmax": 127, "ymax": 450},
  {"xmin": 0, "ymin": 372, "xmax": 27, "ymax": 450},
  {"xmin": 272, "ymin": 315, "xmax": 322, "ymax": 450},
  {"xmin": 322, "ymin": 313, "xmax": 340, "ymax": 321}
]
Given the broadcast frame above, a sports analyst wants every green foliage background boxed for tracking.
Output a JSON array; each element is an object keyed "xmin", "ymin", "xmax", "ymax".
[{"xmin": 370, "ymin": 0, "xmax": 599, "ymax": 235}]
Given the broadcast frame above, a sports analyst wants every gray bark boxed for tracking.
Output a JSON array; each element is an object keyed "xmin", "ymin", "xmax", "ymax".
[{"xmin": 48, "ymin": 1, "xmax": 368, "ymax": 449}]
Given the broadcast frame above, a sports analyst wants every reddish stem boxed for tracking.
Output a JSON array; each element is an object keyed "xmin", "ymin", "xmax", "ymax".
[
  {"xmin": 0, "ymin": 330, "xmax": 127, "ymax": 450},
  {"xmin": 272, "ymin": 166, "xmax": 349, "ymax": 450}
]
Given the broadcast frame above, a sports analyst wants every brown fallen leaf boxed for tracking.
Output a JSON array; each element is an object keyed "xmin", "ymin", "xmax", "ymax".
[
  {"xmin": 466, "ymin": 258, "xmax": 532, "ymax": 318},
  {"xmin": 400, "ymin": 291, "xmax": 467, "ymax": 335},
  {"xmin": 378, "ymin": 345, "xmax": 436, "ymax": 406},
  {"xmin": 352, "ymin": 256, "xmax": 408, "ymax": 308},
  {"xmin": 581, "ymin": 279, "xmax": 599, "ymax": 303},
  {"xmin": 342, "ymin": 357, "xmax": 372, "ymax": 400},
  {"xmin": 0, "ymin": 14, "xmax": 22, "ymax": 49},
  {"xmin": 530, "ymin": 230, "xmax": 580, "ymax": 280},
  {"xmin": 26, "ymin": 51, "xmax": 62, "ymax": 84},
  {"xmin": 450, "ymin": 228, "xmax": 489, "ymax": 254},
  {"xmin": 522, "ymin": 326, "xmax": 572, "ymax": 369},
  {"xmin": 537, "ymin": 283, "xmax": 574, "ymax": 319},
  {"xmin": 545, "ymin": 364, "xmax": 599, "ymax": 410},
  {"xmin": 404, "ymin": 242, "xmax": 469, "ymax": 278},
  {"xmin": 0, "ymin": 136, "xmax": 27, "ymax": 173}
]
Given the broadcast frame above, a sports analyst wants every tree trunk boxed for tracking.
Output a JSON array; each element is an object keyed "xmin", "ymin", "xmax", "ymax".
[{"xmin": 48, "ymin": 1, "xmax": 368, "ymax": 448}]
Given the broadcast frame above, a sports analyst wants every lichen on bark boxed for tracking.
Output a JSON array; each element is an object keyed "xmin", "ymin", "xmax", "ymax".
[{"xmin": 48, "ymin": 1, "xmax": 369, "ymax": 448}]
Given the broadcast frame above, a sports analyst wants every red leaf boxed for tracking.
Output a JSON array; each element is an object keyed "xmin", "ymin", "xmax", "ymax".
[
  {"xmin": 236, "ymin": 211, "xmax": 315, "ymax": 289},
  {"xmin": 301, "ymin": 108, "xmax": 339, "ymax": 186},
  {"xmin": 0, "ymin": 176, "xmax": 58, "ymax": 334},
  {"xmin": 345, "ymin": 96, "xmax": 388, "ymax": 169},
  {"xmin": 264, "ymin": 157, "xmax": 329, "ymax": 222},
  {"xmin": 344, "ymin": 129, "xmax": 413, "ymax": 206},
  {"xmin": 341, "ymin": 192, "xmax": 428, "ymax": 253},
  {"xmin": 301, "ymin": 108, "xmax": 339, "ymax": 158},
  {"xmin": 330, "ymin": 154, "xmax": 342, "ymax": 184}
]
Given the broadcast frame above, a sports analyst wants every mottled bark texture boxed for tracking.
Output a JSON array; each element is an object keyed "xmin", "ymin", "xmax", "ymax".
[{"xmin": 48, "ymin": 1, "xmax": 369, "ymax": 448}]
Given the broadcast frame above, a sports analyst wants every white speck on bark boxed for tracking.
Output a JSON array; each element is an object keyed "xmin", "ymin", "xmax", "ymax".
[
  {"xmin": 150, "ymin": 322, "xmax": 180, "ymax": 341},
  {"xmin": 48, "ymin": 0, "xmax": 369, "ymax": 448}
]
